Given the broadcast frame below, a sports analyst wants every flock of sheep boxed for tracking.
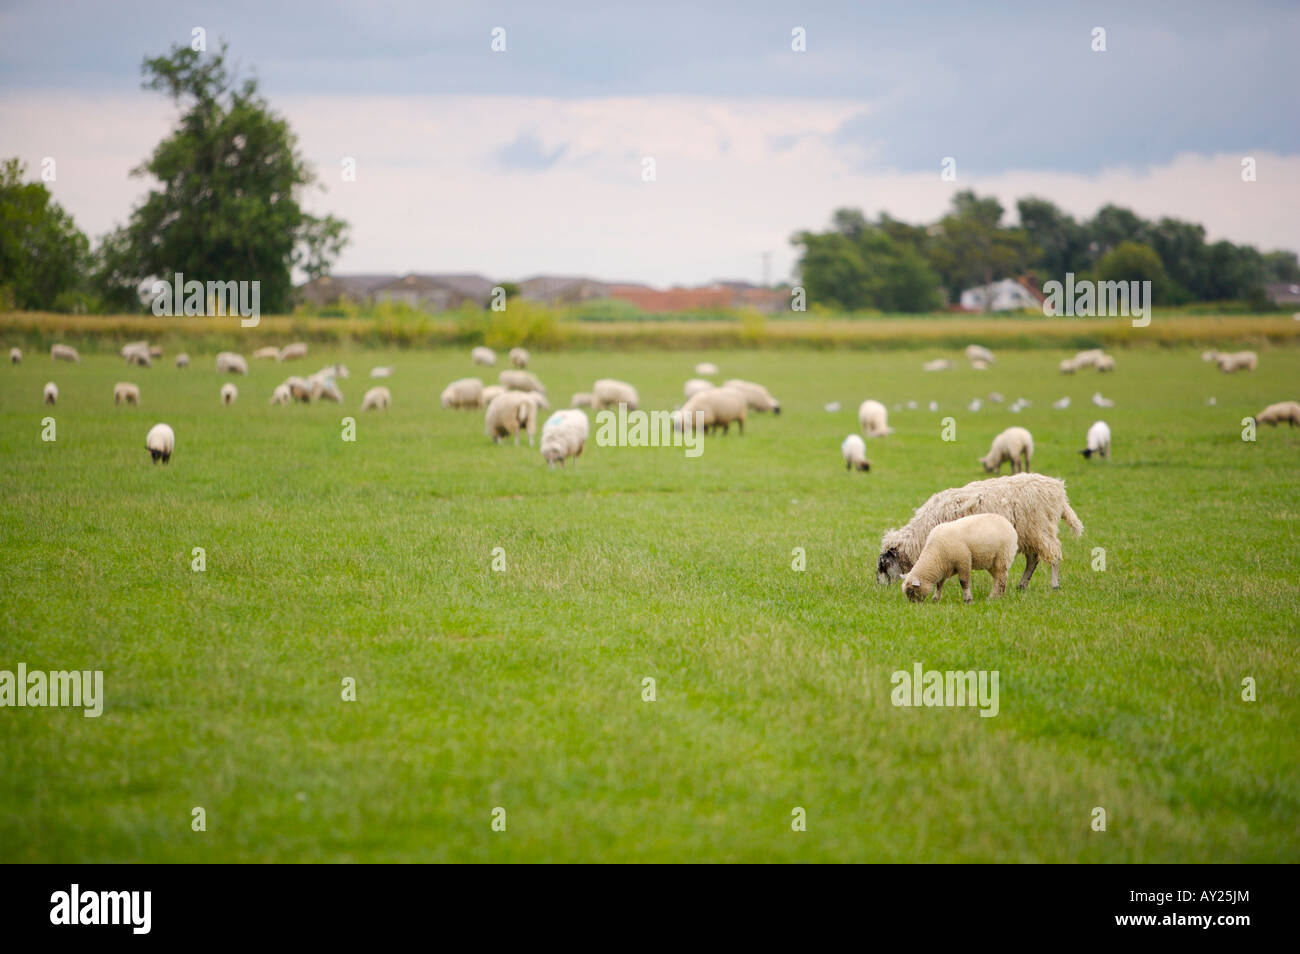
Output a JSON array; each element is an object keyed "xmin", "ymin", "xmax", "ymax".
[{"xmin": 15, "ymin": 336, "xmax": 1296, "ymax": 604}]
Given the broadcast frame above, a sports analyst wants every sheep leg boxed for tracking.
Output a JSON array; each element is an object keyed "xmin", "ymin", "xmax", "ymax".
[
  {"xmin": 990, "ymin": 562, "xmax": 1008, "ymax": 598},
  {"xmin": 1023, "ymin": 452, "xmax": 1031, "ymax": 472},
  {"xmin": 737, "ymin": 418, "xmax": 744, "ymax": 436},
  {"xmin": 1050, "ymin": 562, "xmax": 1060, "ymax": 589},
  {"xmin": 933, "ymin": 578, "xmax": 944, "ymax": 602},
  {"xmin": 959, "ymin": 562, "xmax": 973, "ymax": 603},
  {"xmin": 1017, "ymin": 551, "xmax": 1039, "ymax": 589}
]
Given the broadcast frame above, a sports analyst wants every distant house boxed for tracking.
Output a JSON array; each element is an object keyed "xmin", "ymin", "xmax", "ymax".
[
  {"xmin": 517, "ymin": 275, "xmax": 612, "ymax": 304},
  {"xmin": 371, "ymin": 273, "xmax": 495, "ymax": 311},
  {"xmin": 959, "ymin": 277, "xmax": 1045, "ymax": 312},
  {"xmin": 1264, "ymin": 282, "xmax": 1300, "ymax": 306},
  {"xmin": 297, "ymin": 274, "xmax": 396, "ymax": 307}
]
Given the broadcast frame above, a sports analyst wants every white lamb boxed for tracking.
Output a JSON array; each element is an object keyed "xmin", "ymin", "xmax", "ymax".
[
  {"xmin": 509, "ymin": 347, "xmax": 530, "ymax": 368},
  {"xmin": 695, "ymin": 361, "xmax": 719, "ymax": 376},
  {"xmin": 252, "ymin": 346, "xmax": 280, "ymax": 361},
  {"xmin": 145, "ymin": 423, "xmax": 175, "ymax": 464},
  {"xmin": 684, "ymin": 378, "xmax": 714, "ymax": 399},
  {"xmin": 221, "ymin": 383, "xmax": 238, "ymax": 405},
  {"xmin": 1252, "ymin": 401, "xmax": 1300, "ymax": 428},
  {"xmin": 901, "ymin": 513, "xmax": 1017, "ymax": 603},
  {"xmin": 441, "ymin": 377, "xmax": 484, "ymax": 409},
  {"xmin": 979, "ymin": 426, "xmax": 1033, "ymax": 473},
  {"xmin": 1081, "ymin": 420, "xmax": 1111, "ymax": 460},
  {"xmin": 175, "ymin": 353, "xmax": 190, "ymax": 369},
  {"xmin": 216, "ymin": 352, "xmax": 248, "ymax": 375},
  {"xmin": 877, "ymin": 473, "xmax": 1084, "ymax": 590},
  {"xmin": 114, "ymin": 382, "xmax": 140, "ymax": 406},
  {"xmin": 270, "ymin": 384, "xmax": 291, "ymax": 406},
  {"xmin": 570, "ymin": 391, "xmax": 594, "ymax": 408},
  {"xmin": 965, "ymin": 344, "xmax": 995, "ymax": 365},
  {"xmin": 1095, "ymin": 354, "xmax": 1115, "ymax": 372},
  {"xmin": 9, "ymin": 347, "xmax": 21, "ymax": 364},
  {"xmin": 471, "ymin": 346, "xmax": 497, "ymax": 366},
  {"xmin": 370, "ymin": 366, "xmax": 393, "ymax": 378},
  {"xmin": 841, "ymin": 434, "xmax": 870, "ymax": 472},
  {"xmin": 722, "ymin": 379, "xmax": 780, "ymax": 414},
  {"xmin": 539, "ymin": 409, "xmax": 589, "ymax": 467},
  {"xmin": 858, "ymin": 399, "xmax": 893, "ymax": 437},
  {"xmin": 1216, "ymin": 351, "xmax": 1257, "ymax": 374},
  {"xmin": 1092, "ymin": 392, "xmax": 1114, "ymax": 408},
  {"xmin": 922, "ymin": 358, "xmax": 952, "ymax": 372},
  {"xmin": 361, "ymin": 386, "xmax": 391, "ymax": 411},
  {"xmin": 481, "ymin": 385, "xmax": 505, "ymax": 406},
  {"xmin": 500, "ymin": 369, "xmax": 546, "ymax": 393},
  {"xmin": 278, "ymin": 342, "xmax": 308, "ymax": 362},
  {"xmin": 43, "ymin": 382, "xmax": 58, "ymax": 405},
  {"xmin": 592, "ymin": 378, "xmax": 639, "ymax": 410},
  {"xmin": 673, "ymin": 386, "xmax": 747, "ymax": 436},
  {"xmin": 485, "ymin": 390, "xmax": 540, "ymax": 445},
  {"xmin": 51, "ymin": 344, "xmax": 80, "ymax": 363}
]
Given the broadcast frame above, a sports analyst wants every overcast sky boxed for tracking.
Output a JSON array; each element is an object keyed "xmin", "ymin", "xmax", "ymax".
[{"xmin": 2, "ymin": 0, "xmax": 1296, "ymax": 286}]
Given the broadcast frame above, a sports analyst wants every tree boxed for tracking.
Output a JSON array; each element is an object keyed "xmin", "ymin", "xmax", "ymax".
[
  {"xmin": 926, "ymin": 191, "xmax": 1033, "ymax": 308},
  {"xmin": 99, "ymin": 42, "xmax": 348, "ymax": 312},
  {"xmin": 1095, "ymin": 241, "xmax": 1170, "ymax": 302},
  {"xmin": 0, "ymin": 158, "xmax": 90, "ymax": 310},
  {"xmin": 1017, "ymin": 197, "xmax": 1090, "ymax": 279},
  {"xmin": 791, "ymin": 210, "xmax": 941, "ymax": 312}
]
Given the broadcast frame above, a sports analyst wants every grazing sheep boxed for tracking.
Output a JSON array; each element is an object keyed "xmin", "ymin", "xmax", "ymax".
[
  {"xmin": 877, "ymin": 473, "xmax": 1084, "ymax": 590},
  {"xmin": 858, "ymin": 399, "xmax": 893, "ymax": 437},
  {"xmin": 441, "ymin": 377, "xmax": 485, "ymax": 409},
  {"xmin": 967, "ymin": 398, "xmax": 982, "ymax": 412},
  {"xmin": 120, "ymin": 340, "xmax": 148, "ymax": 359},
  {"xmin": 1053, "ymin": 396, "xmax": 1071, "ymax": 409},
  {"xmin": 148, "ymin": 345, "xmax": 163, "ymax": 360},
  {"xmin": 221, "ymin": 383, "xmax": 238, "ymax": 405},
  {"xmin": 901, "ymin": 513, "xmax": 1017, "ymax": 603},
  {"xmin": 315, "ymin": 363, "xmax": 348, "ymax": 380},
  {"xmin": 175, "ymin": 353, "xmax": 190, "ymax": 369},
  {"xmin": 1095, "ymin": 354, "xmax": 1116, "ymax": 372},
  {"xmin": 485, "ymin": 390, "xmax": 539, "ymax": 445},
  {"xmin": 1081, "ymin": 420, "xmax": 1111, "ymax": 460},
  {"xmin": 825, "ymin": 401, "xmax": 842, "ymax": 412},
  {"xmin": 278, "ymin": 342, "xmax": 308, "ymax": 362},
  {"xmin": 43, "ymin": 382, "xmax": 58, "ymax": 405},
  {"xmin": 370, "ymin": 366, "xmax": 393, "ymax": 378},
  {"xmin": 285, "ymin": 376, "xmax": 314, "ymax": 402},
  {"xmin": 1092, "ymin": 392, "xmax": 1114, "ymax": 408},
  {"xmin": 722, "ymin": 379, "xmax": 781, "ymax": 414},
  {"xmin": 1059, "ymin": 356, "xmax": 1082, "ymax": 374},
  {"xmin": 252, "ymin": 346, "xmax": 281, "ymax": 360},
  {"xmin": 126, "ymin": 350, "xmax": 152, "ymax": 368},
  {"xmin": 145, "ymin": 423, "xmax": 174, "ymax": 464},
  {"xmin": 509, "ymin": 347, "xmax": 530, "ymax": 368},
  {"xmin": 922, "ymin": 358, "xmax": 952, "ymax": 372},
  {"xmin": 113, "ymin": 382, "xmax": 141, "ymax": 406},
  {"xmin": 361, "ymin": 386, "xmax": 391, "ymax": 411},
  {"xmin": 970, "ymin": 359, "xmax": 990, "ymax": 371},
  {"xmin": 51, "ymin": 344, "xmax": 80, "ymax": 363},
  {"xmin": 673, "ymin": 386, "xmax": 748, "ymax": 436},
  {"xmin": 500, "ymin": 369, "xmax": 546, "ymax": 393},
  {"xmin": 987, "ymin": 392, "xmax": 1004, "ymax": 403},
  {"xmin": 471, "ymin": 346, "xmax": 497, "ymax": 366},
  {"xmin": 540, "ymin": 409, "xmax": 590, "ymax": 467},
  {"xmin": 1216, "ymin": 350, "xmax": 1257, "ymax": 373},
  {"xmin": 1252, "ymin": 401, "xmax": 1300, "ymax": 427},
  {"xmin": 10, "ymin": 347, "xmax": 21, "ymax": 364},
  {"xmin": 684, "ymin": 378, "xmax": 714, "ymax": 399},
  {"xmin": 524, "ymin": 390, "xmax": 551, "ymax": 411},
  {"xmin": 216, "ymin": 352, "xmax": 248, "ymax": 375},
  {"xmin": 593, "ymin": 378, "xmax": 639, "ymax": 411},
  {"xmin": 316, "ymin": 380, "xmax": 344, "ymax": 403},
  {"xmin": 979, "ymin": 426, "xmax": 1033, "ymax": 474},
  {"xmin": 841, "ymin": 434, "xmax": 870, "ymax": 472},
  {"xmin": 571, "ymin": 391, "xmax": 594, "ymax": 408},
  {"xmin": 965, "ymin": 344, "xmax": 995, "ymax": 365},
  {"xmin": 1201, "ymin": 350, "xmax": 1221, "ymax": 363},
  {"xmin": 695, "ymin": 361, "xmax": 719, "ymax": 376},
  {"xmin": 270, "ymin": 384, "xmax": 291, "ymax": 406}
]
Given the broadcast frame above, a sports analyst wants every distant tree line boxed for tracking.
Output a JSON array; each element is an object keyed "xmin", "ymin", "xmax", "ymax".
[{"xmin": 792, "ymin": 191, "xmax": 1300, "ymax": 313}]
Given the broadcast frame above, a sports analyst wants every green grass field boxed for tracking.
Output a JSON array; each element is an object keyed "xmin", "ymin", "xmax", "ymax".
[{"xmin": 1, "ymin": 344, "xmax": 1297, "ymax": 862}]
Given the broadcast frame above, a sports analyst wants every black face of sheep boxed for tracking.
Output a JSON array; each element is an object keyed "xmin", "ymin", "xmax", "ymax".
[
  {"xmin": 876, "ymin": 548, "xmax": 903, "ymax": 584},
  {"xmin": 1080, "ymin": 448, "xmax": 1093, "ymax": 459}
]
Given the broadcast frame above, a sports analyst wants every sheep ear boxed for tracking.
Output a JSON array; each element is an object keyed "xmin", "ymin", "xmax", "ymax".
[{"xmin": 907, "ymin": 579, "xmax": 921, "ymax": 588}]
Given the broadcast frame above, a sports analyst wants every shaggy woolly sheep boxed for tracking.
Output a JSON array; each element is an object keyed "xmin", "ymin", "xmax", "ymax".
[
  {"xmin": 221, "ymin": 382, "xmax": 238, "ymax": 405},
  {"xmin": 593, "ymin": 378, "xmax": 639, "ymax": 411},
  {"xmin": 471, "ymin": 346, "xmax": 497, "ymax": 366},
  {"xmin": 841, "ymin": 433, "xmax": 870, "ymax": 472},
  {"xmin": 51, "ymin": 344, "xmax": 80, "ymax": 363},
  {"xmin": 278, "ymin": 342, "xmax": 308, "ymax": 362},
  {"xmin": 540, "ymin": 409, "xmax": 589, "ymax": 467},
  {"xmin": 684, "ymin": 378, "xmax": 714, "ymax": 398},
  {"xmin": 1081, "ymin": 420, "xmax": 1111, "ymax": 460},
  {"xmin": 922, "ymin": 358, "xmax": 952, "ymax": 372},
  {"xmin": 114, "ymin": 382, "xmax": 140, "ymax": 406},
  {"xmin": 485, "ymin": 390, "xmax": 539, "ymax": 445},
  {"xmin": 902, "ymin": 513, "xmax": 1017, "ymax": 603},
  {"xmin": 175, "ymin": 353, "xmax": 190, "ymax": 368},
  {"xmin": 673, "ymin": 386, "xmax": 748, "ymax": 436},
  {"xmin": 145, "ymin": 423, "xmax": 174, "ymax": 464},
  {"xmin": 1252, "ymin": 401, "xmax": 1300, "ymax": 427},
  {"xmin": 858, "ymin": 399, "xmax": 893, "ymax": 437},
  {"xmin": 361, "ymin": 386, "xmax": 391, "ymax": 411},
  {"xmin": 877, "ymin": 473, "xmax": 1084, "ymax": 590},
  {"xmin": 965, "ymin": 344, "xmax": 995, "ymax": 365},
  {"xmin": 1216, "ymin": 350, "xmax": 1257, "ymax": 373},
  {"xmin": 10, "ymin": 347, "xmax": 21, "ymax": 364},
  {"xmin": 270, "ymin": 384, "xmax": 291, "ymax": 406},
  {"xmin": 441, "ymin": 377, "xmax": 484, "ymax": 409},
  {"xmin": 570, "ymin": 391, "xmax": 594, "ymax": 408},
  {"xmin": 43, "ymin": 382, "xmax": 58, "ymax": 405},
  {"xmin": 979, "ymin": 426, "xmax": 1033, "ymax": 473},
  {"xmin": 509, "ymin": 347, "xmax": 530, "ymax": 368},
  {"xmin": 695, "ymin": 361, "xmax": 719, "ymax": 376},
  {"xmin": 500, "ymin": 369, "xmax": 546, "ymax": 394},
  {"xmin": 252, "ymin": 346, "xmax": 280, "ymax": 361},
  {"xmin": 216, "ymin": 352, "xmax": 248, "ymax": 375},
  {"xmin": 370, "ymin": 366, "xmax": 393, "ymax": 378},
  {"xmin": 722, "ymin": 379, "xmax": 781, "ymax": 414}
]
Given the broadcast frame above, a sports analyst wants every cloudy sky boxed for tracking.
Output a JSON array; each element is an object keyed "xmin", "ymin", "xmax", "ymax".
[{"xmin": 2, "ymin": 0, "xmax": 1296, "ymax": 286}]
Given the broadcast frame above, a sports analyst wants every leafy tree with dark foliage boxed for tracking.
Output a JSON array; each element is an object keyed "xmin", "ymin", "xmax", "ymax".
[{"xmin": 0, "ymin": 158, "xmax": 90, "ymax": 310}]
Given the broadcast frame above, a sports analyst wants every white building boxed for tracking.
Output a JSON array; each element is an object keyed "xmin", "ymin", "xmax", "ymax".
[{"xmin": 960, "ymin": 279, "xmax": 1043, "ymax": 312}]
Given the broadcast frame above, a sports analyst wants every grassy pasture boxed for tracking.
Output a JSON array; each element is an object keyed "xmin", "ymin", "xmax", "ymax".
[{"xmin": 1, "ymin": 344, "xmax": 1297, "ymax": 862}]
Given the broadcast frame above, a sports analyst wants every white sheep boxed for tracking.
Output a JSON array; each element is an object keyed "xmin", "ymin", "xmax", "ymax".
[
  {"xmin": 175, "ymin": 353, "xmax": 190, "ymax": 369},
  {"xmin": 1052, "ymin": 396, "xmax": 1071, "ymax": 409},
  {"xmin": 278, "ymin": 342, "xmax": 308, "ymax": 362},
  {"xmin": 858, "ymin": 399, "xmax": 893, "ymax": 437},
  {"xmin": 592, "ymin": 378, "xmax": 639, "ymax": 410},
  {"xmin": 967, "ymin": 398, "xmax": 982, "ymax": 412},
  {"xmin": 113, "ymin": 382, "xmax": 140, "ymax": 406},
  {"xmin": 145, "ymin": 423, "xmax": 174, "ymax": 464},
  {"xmin": 441, "ymin": 377, "xmax": 484, "ymax": 409},
  {"xmin": 148, "ymin": 345, "xmax": 163, "ymax": 360},
  {"xmin": 1081, "ymin": 420, "xmax": 1111, "ymax": 460},
  {"xmin": 965, "ymin": 344, "xmax": 995, "ymax": 365},
  {"xmin": 901, "ymin": 513, "xmax": 1017, "ymax": 603},
  {"xmin": 316, "ymin": 380, "xmax": 344, "ymax": 403},
  {"xmin": 673, "ymin": 386, "xmax": 747, "ymax": 436},
  {"xmin": 43, "ymin": 382, "xmax": 58, "ymax": 405},
  {"xmin": 9, "ymin": 347, "xmax": 21, "ymax": 364},
  {"xmin": 509, "ymin": 347, "xmax": 530, "ymax": 368},
  {"xmin": 922, "ymin": 358, "xmax": 952, "ymax": 372},
  {"xmin": 1095, "ymin": 354, "xmax": 1116, "ymax": 372},
  {"xmin": 540, "ymin": 409, "xmax": 589, "ymax": 467},
  {"xmin": 970, "ymin": 359, "xmax": 990, "ymax": 370},
  {"xmin": 694, "ymin": 361, "xmax": 719, "ymax": 376},
  {"xmin": 878, "ymin": 473, "xmax": 1084, "ymax": 590},
  {"xmin": 988, "ymin": 392, "xmax": 1004, "ymax": 403},
  {"xmin": 1252, "ymin": 401, "xmax": 1300, "ymax": 428},
  {"xmin": 500, "ymin": 369, "xmax": 546, "ymax": 393},
  {"xmin": 1216, "ymin": 350, "xmax": 1257, "ymax": 373},
  {"xmin": 221, "ymin": 382, "xmax": 238, "ymax": 405},
  {"xmin": 841, "ymin": 434, "xmax": 870, "ymax": 472},
  {"xmin": 684, "ymin": 378, "xmax": 714, "ymax": 399},
  {"xmin": 370, "ymin": 366, "xmax": 393, "ymax": 378},
  {"xmin": 120, "ymin": 340, "xmax": 148, "ymax": 359},
  {"xmin": 481, "ymin": 384, "xmax": 505, "ymax": 407},
  {"xmin": 979, "ymin": 426, "xmax": 1033, "ymax": 473},
  {"xmin": 1092, "ymin": 392, "xmax": 1114, "ymax": 408},
  {"xmin": 285, "ymin": 376, "xmax": 313, "ymax": 402},
  {"xmin": 570, "ymin": 391, "xmax": 594, "ymax": 408},
  {"xmin": 361, "ymin": 386, "xmax": 391, "ymax": 411},
  {"xmin": 125, "ymin": 349, "xmax": 152, "ymax": 368},
  {"xmin": 825, "ymin": 401, "xmax": 842, "ymax": 412},
  {"xmin": 485, "ymin": 390, "xmax": 539, "ymax": 445},
  {"xmin": 471, "ymin": 346, "xmax": 497, "ymax": 366},
  {"xmin": 270, "ymin": 384, "xmax": 291, "ymax": 406},
  {"xmin": 722, "ymin": 378, "xmax": 780, "ymax": 414},
  {"xmin": 216, "ymin": 352, "xmax": 248, "ymax": 375},
  {"xmin": 252, "ymin": 346, "xmax": 280, "ymax": 360},
  {"xmin": 1059, "ymin": 356, "xmax": 1082, "ymax": 374},
  {"xmin": 51, "ymin": 344, "xmax": 80, "ymax": 363}
]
